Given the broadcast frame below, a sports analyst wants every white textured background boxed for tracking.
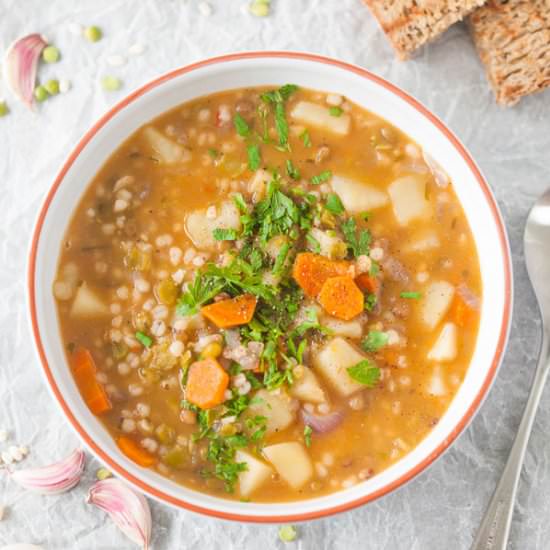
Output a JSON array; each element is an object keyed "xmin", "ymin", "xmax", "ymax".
[{"xmin": 1, "ymin": 1, "xmax": 550, "ymax": 548}]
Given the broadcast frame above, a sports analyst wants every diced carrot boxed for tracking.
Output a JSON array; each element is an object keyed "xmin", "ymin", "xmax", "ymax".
[
  {"xmin": 201, "ymin": 294, "xmax": 257, "ymax": 328},
  {"xmin": 292, "ymin": 252, "xmax": 352, "ymax": 298},
  {"xmin": 449, "ymin": 294, "xmax": 475, "ymax": 328},
  {"xmin": 72, "ymin": 348, "xmax": 112, "ymax": 415},
  {"xmin": 117, "ymin": 436, "xmax": 156, "ymax": 467},
  {"xmin": 185, "ymin": 358, "xmax": 230, "ymax": 409},
  {"xmin": 318, "ymin": 276, "xmax": 364, "ymax": 321},
  {"xmin": 383, "ymin": 350, "xmax": 401, "ymax": 367},
  {"xmin": 355, "ymin": 273, "xmax": 379, "ymax": 293}
]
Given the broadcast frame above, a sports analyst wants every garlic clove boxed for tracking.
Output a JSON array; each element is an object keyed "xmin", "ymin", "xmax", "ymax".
[
  {"xmin": 87, "ymin": 478, "xmax": 151, "ymax": 549},
  {"xmin": 8, "ymin": 448, "xmax": 85, "ymax": 495},
  {"xmin": 3, "ymin": 34, "xmax": 48, "ymax": 108}
]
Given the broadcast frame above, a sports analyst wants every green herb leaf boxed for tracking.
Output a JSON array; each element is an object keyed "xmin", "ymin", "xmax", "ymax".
[
  {"xmin": 362, "ymin": 330, "xmax": 389, "ymax": 352},
  {"xmin": 272, "ymin": 242, "xmax": 291, "ymax": 275},
  {"xmin": 329, "ymin": 106, "xmax": 343, "ymax": 117},
  {"xmin": 400, "ymin": 291, "xmax": 422, "ymax": 299},
  {"xmin": 247, "ymin": 144, "xmax": 261, "ymax": 171},
  {"xmin": 325, "ymin": 193, "xmax": 345, "ymax": 215},
  {"xmin": 304, "ymin": 425, "xmax": 313, "ymax": 448},
  {"xmin": 233, "ymin": 192, "xmax": 248, "ymax": 213},
  {"xmin": 347, "ymin": 359, "xmax": 380, "ymax": 387},
  {"xmin": 306, "ymin": 232, "xmax": 321, "ymax": 254},
  {"xmin": 176, "ymin": 272, "xmax": 225, "ymax": 316},
  {"xmin": 213, "ymin": 228, "xmax": 238, "ymax": 241},
  {"xmin": 208, "ymin": 148, "xmax": 219, "ymax": 159},
  {"xmin": 233, "ymin": 113, "xmax": 250, "ymax": 137},
  {"xmin": 286, "ymin": 159, "xmax": 300, "ymax": 180},
  {"xmin": 274, "ymin": 101, "xmax": 289, "ymax": 147},
  {"xmin": 135, "ymin": 331, "xmax": 152, "ymax": 347},
  {"xmin": 365, "ymin": 293, "xmax": 377, "ymax": 311},
  {"xmin": 300, "ymin": 129, "xmax": 312, "ymax": 148},
  {"xmin": 341, "ymin": 218, "xmax": 371, "ymax": 258},
  {"xmin": 311, "ymin": 170, "xmax": 332, "ymax": 185}
]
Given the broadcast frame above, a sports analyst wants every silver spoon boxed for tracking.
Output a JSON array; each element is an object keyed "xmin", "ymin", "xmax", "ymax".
[{"xmin": 472, "ymin": 189, "xmax": 550, "ymax": 550}]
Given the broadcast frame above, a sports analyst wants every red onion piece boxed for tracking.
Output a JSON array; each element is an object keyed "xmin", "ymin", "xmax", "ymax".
[
  {"xmin": 457, "ymin": 283, "xmax": 480, "ymax": 310},
  {"xmin": 301, "ymin": 409, "xmax": 344, "ymax": 434}
]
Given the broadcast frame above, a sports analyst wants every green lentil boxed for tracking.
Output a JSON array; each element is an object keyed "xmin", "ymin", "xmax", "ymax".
[
  {"xmin": 101, "ymin": 75, "xmax": 122, "ymax": 92},
  {"xmin": 0, "ymin": 102, "xmax": 9, "ymax": 117},
  {"xmin": 84, "ymin": 25, "xmax": 103, "ymax": 42},
  {"xmin": 44, "ymin": 79, "xmax": 60, "ymax": 95},
  {"xmin": 42, "ymin": 45, "xmax": 60, "ymax": 63},
  {"xmin": 34, "ymin": 85, "xmax": 49, "ymax": 102}
]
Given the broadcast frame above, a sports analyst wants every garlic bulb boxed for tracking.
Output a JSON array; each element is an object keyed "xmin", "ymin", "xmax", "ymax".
[
  {"xmin": 87, "ymin": 478, "xmax": 151, "ymax": 549},
  {"xmin": 8, "ymin": 448, "xmax": 85, "ymax": 495}
]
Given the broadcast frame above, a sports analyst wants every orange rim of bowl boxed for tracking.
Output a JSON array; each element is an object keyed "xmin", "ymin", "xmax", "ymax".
[{"xmin": 27, "ymin": 51, "xmax": 512, "ymax": 523}]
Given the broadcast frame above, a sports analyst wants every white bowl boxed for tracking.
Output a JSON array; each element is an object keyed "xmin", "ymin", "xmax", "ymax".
[{"xmin": 27, "ymin": 52, "xmax": 513, "ymax": 523}]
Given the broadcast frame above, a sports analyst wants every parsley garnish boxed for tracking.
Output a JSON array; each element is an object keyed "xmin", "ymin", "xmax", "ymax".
[
  {"xmin": 291, "ymin": 307, "xmax": 331, "ymax": 337},
  {"xmin": 207, "ymin": 148, "xmax": 219, "ymax": 159},
  {"xmin": 311, "ymin": 170, "xmax": 332, "ymax": 185},
  {"xmin": 362, "ymin": 330, "xmax": 388, "ymax": 352},
  {"xmin": 247, "ymin": 144, "xmax": 261, "ymax": 171},
  {"xmin": 341, "ymin": 217, "xmax": 371, "ymax": 258},
  {"xmin": 212, "ymin": 228, "xmax": 238, "ymax": 241},
  {"xmin": 300, "ymin": 129, "xmax": 312, "ymax": 147},
  {"xmin": 260, "ymin": 84, "xmax": 298, "ymax": 149},
  {"xmin": 272, "ymin": 242, "xmax": 291, "ymax": 275},
  {"xmin": 176, "ymin": 273, "xmax": 224, "ymax": 316},
  {"xmin": 286, "ymin": 159, "xmax": 300, "ymax": 180},
  {"xmin": 329, "ymin": 106, "xmax": 343, "ymax": 117},
  {"xmin": 347, "ymin": 359, "xmax": 380, "ymax": 387},
  {"xmin": 232, "ymin": 192, "xmax": 248, "ymax": 213},
  {"xmin": 233, "ymin": 113, "xmax": 250, "ymax": 137},
  {"xmin": 325, "ymin": 193, "xmax": 345, "ymax": 215},
  {"xmin": 306, "ymin": 232, "xmax": 321, "ymax": 254},
  {"xmin": 304, "ymin": 425, "xmax": 313, "ymax": 447},
  {"xmin": 400, "ymin": 291, "xmax": 422, "ymax": 299},
  {"xmin": 365, "ymin": 293, "xmax": 377, "ymax": 311},
  {"xmin": 204, "ymin": 436, "xmax": 248, "ymax": 493},
  {"xmin": 135, "ymin": 331, "xmax": 152, "ymax": 347}
]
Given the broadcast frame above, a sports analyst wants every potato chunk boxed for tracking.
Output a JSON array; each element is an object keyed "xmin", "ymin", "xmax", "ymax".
[
  {"xmin": 263, "ymin": 442, "xmax": 313, "ymax": 489},
  {"xmin": 290, "ymin": 101, "xmax": 350, "ymax": 135},
  {"xmin": 185, "ymin": 201, "xmax": 241, "ymax": 250},
  {"xmin": 387, "ymin": 176, "xmax": 430, "ymax": 226},
  {"xmin": 245, "ymin": 389, "xmax": 296, "ymax": 435},
  {"xmin": 421, "ymin": 281, "xmax": 455, "ymax": 330},
  {"xmin": 321, "ymin": 317, "xmax": 363, "ymax": 339},
  {"xmin": 143, "ymin": 126, "xmax": 189, "ymax": 164},
  {"xmin": 313, "ymin": 337, "xmax": 365, "ymax": 396},
  {"xmin": 70, "ymin": 283, "xmax": 109, "ymax": 318},
  {"xmin": 427, "ymin": 365, "xmax": 447, "ymax": 396},
  {"xmin": 309, "ymin": 228, "xmax": 347, "ymax": 260},
  {"xmin": 428, "ymin": 322, "xmax": 458, "ymax": 362},
  {"xmin": 404, "ymin": 231, "xmax": 440, "ymax": 253},
  {"xmin": 332, "ymin": 175, "xmax": 388, "ymax": 214},
  {"xmin": 290, "ymin": 366, "xmax": 326, "ymax": 404},
  {"xmin": 235, "ymin": 450, "xmax": 273, "ymax": 498}
]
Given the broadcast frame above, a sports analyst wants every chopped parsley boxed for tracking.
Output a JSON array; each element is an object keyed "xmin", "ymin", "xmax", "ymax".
[
  {"xmin": 272, "ymin": 242, "xmax": 291, "ymax": 275},
  {"xmin": 233, "ymin": 113, "xmax": 250, "ymax": 137},
  {"xmin": 212, "ymin": 228, "xmax": 238, "ymax": 241},
  {"xmin": 207, "ymin": 148, "xmax": 219, "ymax": 159},
  {"xmin": 260, "ymin": 84, "xmax": 298, "ymax": 149},
  {"xmin": 400, "ymin": 291, "xmax": 422, "ymax": 299},
  {"xmin": 203, "ymin": 436, "xmax": 248, "ymax": 492},
  {"xmin": 306, "ymin": 232, "xmax": 321, "ymax": 253},
  {"xmin": 341, "ymin": 217, "xmax": 371, "ymax": 258},
  {"xmin": 362, "ymin": 330, "xmax": 388, "ymax": 352},
  {"xmin": 247, "ymin": 144, "xmax": 261, "ymax": 171},
  {"xmin": 329, "ymin": 106, "xmax": 343, "ymax": 117},
  {"xmin": 300, "ymin": 128, "xmax": 312, "ymax": 147},
  {"xmin": 135, "ymin": 331, "xmax": 152, "ymax": 348},
  {"xmin": 232, "ymin": 192, "xmax": 248, "ymax": 213},
  {"xmin": 311, "ymin": 170, "xmax": 332, "ymax": 185},
  {"xmin": 365, "ymin": 293, "xmax": 377, "ymax": 311},
  {"xmin": 286, "ymin": 159, "xmax": 300, "ymax": 180},
  {"xmin": 347, "ymin": 359, "xmax": 380, "ymax": 387},
  {"xmin": 325, "ymin": 193, "xmax": 344, "ymax": 215},
  {"xmin": 304, "ymin": 425, "xmax": 313, "ymax": 447}
]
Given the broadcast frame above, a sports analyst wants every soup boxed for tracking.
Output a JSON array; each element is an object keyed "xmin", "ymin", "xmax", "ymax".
[{"xmin": 53, "ymin": 85, "xmax": 481, "ymax": 502}]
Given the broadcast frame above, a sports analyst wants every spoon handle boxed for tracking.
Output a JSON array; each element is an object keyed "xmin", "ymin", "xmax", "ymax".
[{"xmin": 471, "ymin": 334, "xmax": 549, "ymax": 550}]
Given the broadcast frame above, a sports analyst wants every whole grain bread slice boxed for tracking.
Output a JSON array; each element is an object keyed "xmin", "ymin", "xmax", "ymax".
[
  {"xmin": 469, "ymin": 0, "xmax": 550, "ymax": 105},
  {"xmin": 364, "ymin": 0, "xmax": 486, "ymax": 59}
]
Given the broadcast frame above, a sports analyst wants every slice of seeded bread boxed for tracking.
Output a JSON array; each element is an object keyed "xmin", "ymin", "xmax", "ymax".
[
  {"xmin": 469, "ymin": 0, "xmax": 550, "ymax": 106},
  {"xmin": 364, "ymin": 0, "xmax": 486, "ymax": 59}
]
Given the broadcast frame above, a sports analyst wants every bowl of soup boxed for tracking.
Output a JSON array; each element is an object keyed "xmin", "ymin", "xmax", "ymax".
[{"xmin": 28, "ymin": 52, "xmax": 512, "ymax": 522}]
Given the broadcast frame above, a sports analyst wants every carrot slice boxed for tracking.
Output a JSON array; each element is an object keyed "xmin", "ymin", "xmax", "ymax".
[
  {"xmin": 355, "ymin": 273, "xmax": 379, "ymax": 293},
  {"xmin": 292, "ymin": 252, "xmax": 352, "ymax": 298},
  {"xmin": 117, "ymin": 436, "xmax": 156, "ymax": 467},
  {"xmin": 449, "ymin": 294, "xmax": 475, "ymax": 328},
  {"xmin": 201, "ymin": 294, "xmax": 257, "ymax": 328},
  {"xmin": 318, "ymin": 276, "xmax": 364, "ymax": 321},
  {"xmin": 185, "ymin": 358, "xmax": 230, "ymax": 409},
  {"xmin": 72, "ymin": 348, "xmax": 112, "ymax": 415}
]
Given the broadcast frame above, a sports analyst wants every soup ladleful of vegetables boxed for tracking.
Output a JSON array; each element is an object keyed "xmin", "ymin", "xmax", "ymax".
[{"xmin": 53, "ymin": 84, "xmax": 481, "ymax": 502}]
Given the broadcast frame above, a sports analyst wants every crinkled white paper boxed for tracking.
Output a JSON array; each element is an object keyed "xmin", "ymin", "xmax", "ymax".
[{"xmin": 1, "ymin": 0, "xmax": 549, "ymax": 548}]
